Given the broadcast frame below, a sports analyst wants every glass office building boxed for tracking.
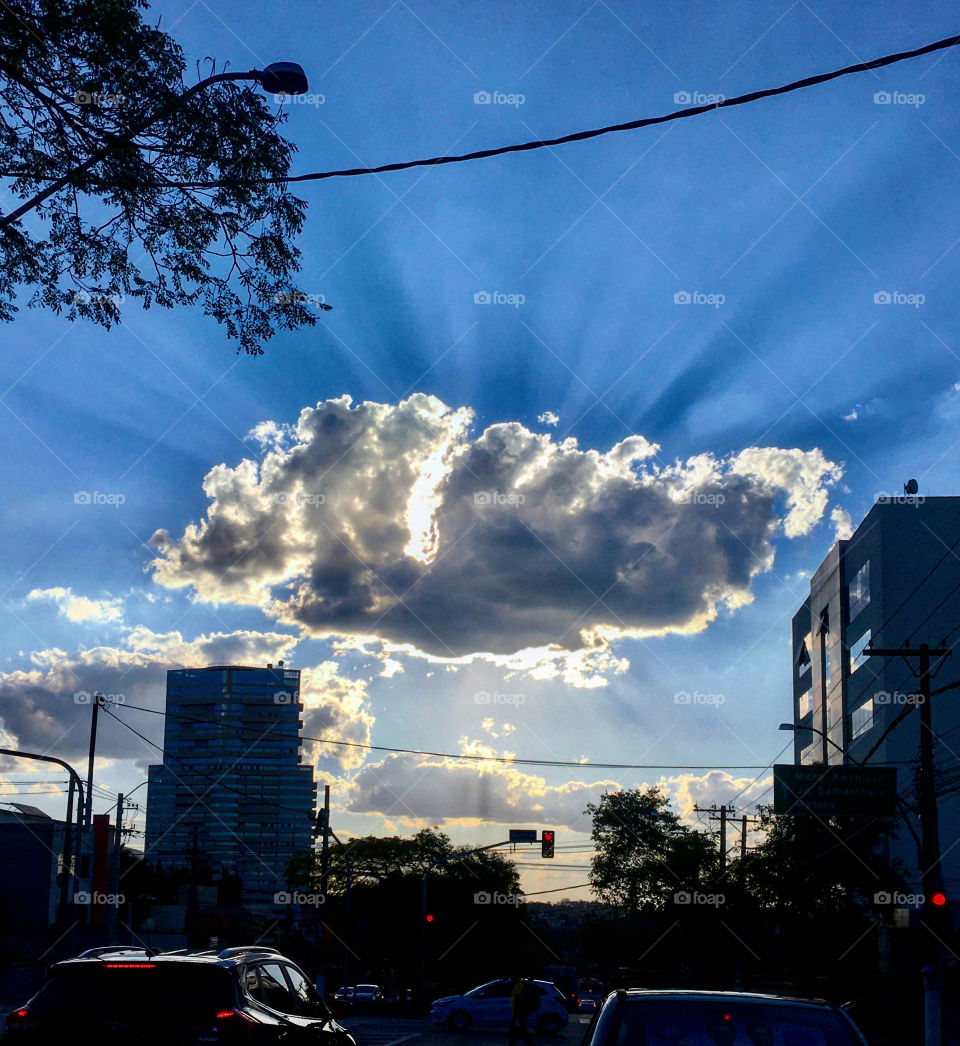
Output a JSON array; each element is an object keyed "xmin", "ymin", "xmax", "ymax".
[{"xmin": 145, "ymin": 664, "xmax": 315, "ymax": 906}]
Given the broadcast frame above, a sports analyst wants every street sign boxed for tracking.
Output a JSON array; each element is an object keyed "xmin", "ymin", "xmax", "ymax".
[
  {"xmin": 773, "ymin": 763, "xmax": 897, "ymax": 816},
  {"xmin": 509, "ymin": 829, "xmax": 538, "ymax": 842}
]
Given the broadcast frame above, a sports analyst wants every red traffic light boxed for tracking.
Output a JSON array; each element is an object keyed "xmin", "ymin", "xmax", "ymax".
[
  {"xmin": 931, "ymin": 892, "xmax": 947, "ymax": 907},
  {"xmin": 425, "ymin": 913, "xmax": 435, "ymax": 922},
  {"xmin": 541, "ymin": 830, "xmax": 555, "ymax": 858}
]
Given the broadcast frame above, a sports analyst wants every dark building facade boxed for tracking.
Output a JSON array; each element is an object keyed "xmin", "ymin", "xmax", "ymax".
[{"xmin": 790, "ymin": 496, "xmax": 960, "ymax": 890}]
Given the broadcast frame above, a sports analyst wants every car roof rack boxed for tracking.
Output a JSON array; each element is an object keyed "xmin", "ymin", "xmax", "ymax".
[
  {"xmin": 77, "ymin": 946, "xmax": 149, "ymax": 959},
  {"xmin": 217, "ymin": 946, "xmax": 281, "ymax": 959}
]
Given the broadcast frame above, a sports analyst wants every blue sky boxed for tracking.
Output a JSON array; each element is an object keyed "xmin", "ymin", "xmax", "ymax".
[{"xmin": 3, "ymin": 0, "xmax": 960, "ymax": 897}]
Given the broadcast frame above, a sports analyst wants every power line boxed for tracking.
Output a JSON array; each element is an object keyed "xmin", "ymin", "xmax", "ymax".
[
  {"xmin": 100, "ymin": 705, "xmax": 314, "ymax": 818},
  {"xmin": 524, "ymin": 883, "xmax": 593, "ymax": 896},
  {"xmin": 166, "ymin": 33, "xmax": 960, "ymax": 190},
  {"xmin": 109, "ymin": 700, "xmax": 786, "ymax": 771}
]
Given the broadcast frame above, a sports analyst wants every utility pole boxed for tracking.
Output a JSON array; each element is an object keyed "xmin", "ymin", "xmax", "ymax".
[
  {"xmin": 187, "ymin": 823, "xmax": 200, "ymax": 948},
  {"xmin": 866, "ymin": 641, "xmax": 951, "ymax": 1046},
  {"xmin": 693, "ymin": 803, "xmax": 738, "ymax": 875},
  {"xmin": 319, "ymin": 785, "xmax": 330, "ymax": 896},
  {"xmin": 84, "ymin": 693, "xmax": 103, "ymax": 830},
  {"xmin": 107, "ymin": 793, "xmax": 123, "ymax": 940}
]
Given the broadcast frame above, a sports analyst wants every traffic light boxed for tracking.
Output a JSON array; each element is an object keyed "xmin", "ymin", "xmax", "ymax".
[
  {"xmin": 926, "ymin": 890, "xmax": 951, "ymax": 934},
  {"xmin": 425, "ymin": 912, "xmax": 435, "ymax": 923},
  {"xmin": 541, "ymin": 830, "xmax": 555, "ymax": 858}
]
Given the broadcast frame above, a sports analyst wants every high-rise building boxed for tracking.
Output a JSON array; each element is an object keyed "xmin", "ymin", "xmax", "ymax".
[
  {"xmin": 789, "ymin": 496, "xmax": 960, "ymax": 889},
  {"xmin": 145, "ymin": 664, "xmax": 315, "ymax": 906}
]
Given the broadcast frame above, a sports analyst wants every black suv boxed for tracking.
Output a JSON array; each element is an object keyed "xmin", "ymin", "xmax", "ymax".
[{"xmin": 4, "ymin": 945, "xmax": 359, "ymax": 1045}]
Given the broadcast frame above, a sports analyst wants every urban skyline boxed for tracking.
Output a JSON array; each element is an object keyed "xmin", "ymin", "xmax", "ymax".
[{"xmin": 3, "ymin": 1, "xmax": 960, "ymax": 905}]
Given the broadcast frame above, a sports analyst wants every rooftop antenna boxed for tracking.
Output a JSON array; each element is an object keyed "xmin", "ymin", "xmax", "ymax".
[{"xmin": 904, "ymin": 478, "xmax": 919, "ymax": 496}]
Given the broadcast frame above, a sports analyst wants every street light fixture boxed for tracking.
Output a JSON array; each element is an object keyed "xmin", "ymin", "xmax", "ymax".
[
  {"xmin": 257, "ymin": 62, "xmax": 309, "ymax": 96},
  {"xmin": 778, "ymin": 721, "xmax": 844, "ymax": 757}
]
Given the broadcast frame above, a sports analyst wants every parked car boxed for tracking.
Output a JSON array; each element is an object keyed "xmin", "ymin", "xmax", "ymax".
[
  {"xmin": 353, "ymin": 979, "xmax": 382, "ymax": 1004},
  {"xmin": 581, "ymin": 989, "xmax": 870, "ymax": 1046},
  {"xmin": 430, "ymin": 978, "xmax": 569, "ymax": 1034},
  {"xmin": 4, "ymin": 945, "xmax": 359, "ymax": 1045}
]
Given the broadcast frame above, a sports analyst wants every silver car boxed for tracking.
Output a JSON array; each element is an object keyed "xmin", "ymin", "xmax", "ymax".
[{"xmin": 431, "ymin": 978, "xmax": 569, "ymax": 1034}]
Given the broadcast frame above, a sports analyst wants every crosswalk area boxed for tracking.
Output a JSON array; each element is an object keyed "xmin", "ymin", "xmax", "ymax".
[{"xmin": 342, "ymin": 1017, "xmax": 430, "ymax": 1046}]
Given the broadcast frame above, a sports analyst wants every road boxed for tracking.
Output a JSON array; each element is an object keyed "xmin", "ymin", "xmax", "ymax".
[{"xmin": 342, "ymin": 1013, "xmax": 593, "ymax": 1046}]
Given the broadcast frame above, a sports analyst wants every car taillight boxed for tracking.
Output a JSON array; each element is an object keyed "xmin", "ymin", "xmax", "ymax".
[
  {"xmin": 6, "ymin": 1007, "xmax": 39, "ymax": 1030},
  {"xmin": 216, "ymin": 1008, "xmax": 260, "ymax": 1027}
]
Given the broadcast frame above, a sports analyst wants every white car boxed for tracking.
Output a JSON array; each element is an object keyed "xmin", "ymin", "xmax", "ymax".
[{"xmin": 430, "ymin": 978, "xmax": 569, "ymax": 1034}]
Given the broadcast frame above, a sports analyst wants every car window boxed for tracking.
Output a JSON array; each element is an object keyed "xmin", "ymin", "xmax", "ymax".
[
  {"xmin": 284, "ymin": 963, "xmax": 328, "ymax": 1017},
  {"xmin": 481, "ymin": 982, "xmax": 513, "ymax": 998},
  {"xmin": 251, "ymin": 963, "xmax": 299, "ymax": 1014}
]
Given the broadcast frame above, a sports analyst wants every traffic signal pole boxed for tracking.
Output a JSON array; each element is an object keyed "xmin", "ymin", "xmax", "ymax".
[{"xmin": 866, "ymin": 643, "xmax": 951, "ymax": 1046}]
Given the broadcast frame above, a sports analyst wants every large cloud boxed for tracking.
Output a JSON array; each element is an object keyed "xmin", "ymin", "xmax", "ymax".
[
  {"xmin": 341, "ymin": 746, "xmax": 774, "ymax": 834},
  {"xmin": 149, "ymin": 394, "xmax": 842, "ymax": 662},
  {"xmin": 0, "ymin": 626, "xmax": 373, "ymax": 769},
  {"xmin": 345, "ymin": 749, "xmax": 619, "ymax": 831}
]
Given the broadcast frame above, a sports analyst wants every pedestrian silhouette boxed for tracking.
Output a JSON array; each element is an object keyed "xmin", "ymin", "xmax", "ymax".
[{"xmin": 509, "ymin": 974, "xmax": 538, "ymax": 1046}]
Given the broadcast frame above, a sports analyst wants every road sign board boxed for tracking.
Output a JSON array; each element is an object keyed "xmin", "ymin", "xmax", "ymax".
[
  {"xmin": 773, "ymin": 763, "xmax": 897, "ymax": 816},
  {"xmin": 509, "ymin": 829, "xmax": 538, "ymax": 842}
]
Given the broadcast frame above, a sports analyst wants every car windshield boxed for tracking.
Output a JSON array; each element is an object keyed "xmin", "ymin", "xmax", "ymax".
[
  {"xmin": 603, "ymin": 999, "xmax": 861, "ymax": 1046},
  {"xmin": 29, "ymin": 964, "xmax": 236, "ymax": 1019}
]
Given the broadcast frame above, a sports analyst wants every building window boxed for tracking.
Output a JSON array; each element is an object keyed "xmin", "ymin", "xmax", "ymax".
[
  {"xmin": 797, "ymin": 634, "xmax": 811, "ymax": 676},
  {"xmin": 798, "ymin": 687, "xmax": 813, "ymax": 719},
  {"xmin": 851, "ymin": 698, "xmax": 874, "ymax": 740},
  {"xmin": 848, "ymin": 561, "xmax": 870, "ymax": 622},
  {"xmin": 849, "ymin": 629, "xmax": 872, "ymax": 674}
]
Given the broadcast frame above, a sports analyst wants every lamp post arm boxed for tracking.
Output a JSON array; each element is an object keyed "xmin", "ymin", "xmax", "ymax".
[{"xmin": 1, "ymin": 70, "xmax": 265, "ymax": 230}]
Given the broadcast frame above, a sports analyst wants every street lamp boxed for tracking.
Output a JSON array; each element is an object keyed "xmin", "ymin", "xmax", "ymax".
[{"xmin": 778, "ymin": 721, "xmax": 844, "ymax": 758}]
